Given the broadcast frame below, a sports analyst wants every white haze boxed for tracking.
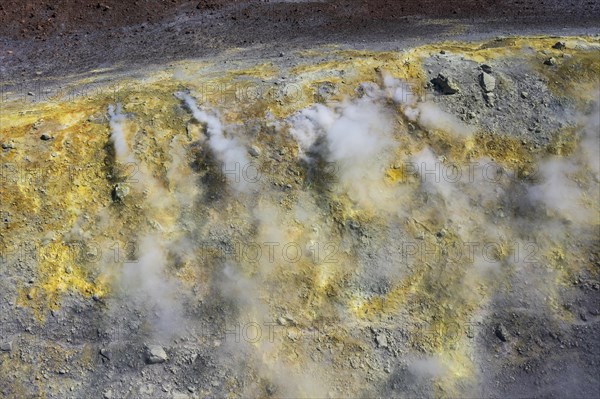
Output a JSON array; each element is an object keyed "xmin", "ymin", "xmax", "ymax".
[
  {"xmin": 98, "ymin": 77, "xmax": 598, "ymax": 397},
  {"xmin": 120, "ymin": 235, "xmax": 185, "ymax": 340},
  {"xmin": 107, "ymin": 104, "xmax": 131, "ymax": 162},
  {"xmin": 528, "ymin": 101, "xmax": 600, "ymax": 224},
  {"xmin": 176, "ymin": 91, "xmax": 251, "ymax": 193}
]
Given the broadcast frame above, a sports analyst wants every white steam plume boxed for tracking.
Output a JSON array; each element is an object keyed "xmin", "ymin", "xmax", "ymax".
[
  {"xmin": 176, "ymin": 92, "xmax": 251, "ymax": 193},
  {"xmin": 107, "ymin": 104, "xmax": 131, "ymax": 162},
  {"xmin": 384, "ymin": 73, "xmax": 475, "ymax": 137},
  {"xmin": 287, "ymin": 93, "xmax": 398, "ymax": 209}
]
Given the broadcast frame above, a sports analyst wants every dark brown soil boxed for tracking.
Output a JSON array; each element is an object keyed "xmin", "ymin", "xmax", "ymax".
[
  {"xmin": 0, "ymin": 1, "xmax": 599, "ymax": 83},
  {"xmin": 1, "ymin": 1, "xmax": 598, "ymax": 40}
]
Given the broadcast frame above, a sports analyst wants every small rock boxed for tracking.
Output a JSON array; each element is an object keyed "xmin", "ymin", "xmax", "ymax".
[
  {"xmin": 0, "ymin": 341, "xmax": 13, "ymax": 352},
  {"xmin": 139, "ymin": 385, "xmax": 155, "ymax": 395},
  {"xmin": 431, "ymin": 73, "xmax": 460, "ymax": 95},
  {"xmin": 552, "ymin": 41, "xmax": 566, "ymax": 50},
  {"xmin": 484, "ymin": 92, "xmax": 495, "ymax": 107},
  {"xmin": 544, "ymin": 57, "xmax": 557, "ymax": 66},
  {"xmin": 27, "ymin": 92, "xmax": 35, "ymax": 96},
  {"xmin": 99, "ymin": 348, "xmax": 111, "ymax": 360},
  {"xmin": 521, "ymin": 91, "xmax": 529, "ymax": 99},
  {"xmin": 375, "ymin": 334, "xmax": 388, "ymax": 348},
  {"xmin": 266, "ymin": 383, "xmax": 277, "ymax": 395},
  {"xmin": 480, "ymin": 72, "xmax": 496, "ymax": 92},
  {"xmin": 249, "ymin": 145, "xmax": 261, "ymax": 157},
  {"xmin": 145, "ymin": 344, "xmax": 168, "ymax": 364},
  {"xmin": 495, "ymin": 324, "xmax": 509, "ymax": 342},
  {"xmin": 111, "ymin": 183, "xmax": 129, "ymax": 202},
  {"xmin": 279, "ymin": 52, "xmax": 285, "ymax": 57},
  {"xmin": 480, "ymin": 64, "xmax": 493, "ymax": 74},
  {"xmin": 40, "ymin": 134, "xmax": 53, "ymax": 141},
  {"xmin": 315, "ymin": 81, "xmax": 337, "ymax": 102},
  {"xmin": 103, "ymin": 390, "xmax": 113, "ymax": 399},
  {"xmin": 439, "ymin": 50, "xmax": 446, "ymax": 54}
]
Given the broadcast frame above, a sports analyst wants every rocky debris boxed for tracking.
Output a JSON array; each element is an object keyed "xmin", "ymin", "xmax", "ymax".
[
  {"xmin": 277, "ymin": 315, "xmax": 296, "ymax": 326},
  {"xmin": 0, "ymin": 341, "xmax": 13, "ymax": 352},
  {"xmin": 249, "ymin": 145, "xmax": 261, "ymax": 157},
  {"xmin": 484, "ymin": 92, "xmax": 495, "ymax": 107},
  {"xmin": 97, "ymin": 3, "xmax": 111, "ymax": 11},
  {"xmin": 1, "ymin": 141, "xmax": 15, "ymax": 150},
  {"xmin": 480, "ymin": 72, "xmax": 496, "ymax": 92},
  {"xmin": 99, "ymin": 348, "xmax": 111, "ymax": 361},
  {"xmin": 544, "ymin": 57, "xmax": 557, "ymax": 66},
  {"xmin": 431, "ymin": 73, "xmax": 460, "ymax": 95},
  {"xmin": 495, "ymin": 324, "xmax": 510, "ymax": 342},
  {"xmin": 375, "ymin": 334, "xmax": 388, "ymax": 348},
  {"xmin": 145, "ymin": 344, "xmax": 168, "ymax": 364},
  {"xmin": 553, "ymin": 41, "xmax": 566, "ymax": 50},
  {"xmin": 266, "ymin": 383, "xmax": 277, "ymax": 395},
  {"xmin": 315, "ymin": 81, "xmax": 337, "ymax": 102},
  {"xmin": 355, "ymin": 82, "xmax": 379, "ymax": 99},
  {"xmin": 111, "ymin": 183, "xmax": 130, "ymax": 202}
]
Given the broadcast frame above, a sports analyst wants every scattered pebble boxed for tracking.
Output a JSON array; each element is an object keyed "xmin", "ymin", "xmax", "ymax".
[
  {"xmin": 0, "ymin": 341, "xmax": 13, "ymax": 352},
  {"xmin": 375, "ymin": 334, "xmax": 388, "ymax": 348},
  {"xmin": 480, "ymin": 72, "xmax": 496, "ymax": 92},
  {"xmin": 431, "ymin": 73, "xmax": 460, "ymax": 95},
  {"xmin": 552, "ymin": 41, "xmax": 566, "ymax": 50},
  {"xmin": 495, "ymin": 324, "xmax": 510, "ymax": 342},
  {"xmin": 144, "ymin": 345, "xmax": 168, "ymax": 364}
]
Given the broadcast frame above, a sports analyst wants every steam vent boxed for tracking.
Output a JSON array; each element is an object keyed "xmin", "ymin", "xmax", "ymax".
[{"xmin": 1, "ymin": 1, "xmax": 599, "ymax": 398}]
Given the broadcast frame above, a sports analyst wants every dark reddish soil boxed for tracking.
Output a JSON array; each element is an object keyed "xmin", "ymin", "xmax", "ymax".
[
  {"xmin": 0, "ymin": 1, "xmax": 599, "ymax": 81},
  {"xmin": 1, "ymin": 1, "xmax": 598, "ymax": 40}
]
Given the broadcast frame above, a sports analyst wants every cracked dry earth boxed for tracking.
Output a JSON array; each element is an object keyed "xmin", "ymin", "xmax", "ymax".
[{"xmin": 0, "ymin": 36, "xmax": 599, "ymax": 398}]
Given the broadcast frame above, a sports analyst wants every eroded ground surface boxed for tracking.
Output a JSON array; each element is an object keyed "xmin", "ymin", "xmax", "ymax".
[{"xmin": 0, "ymin": 34, "xmax": 599, "ymax": 398}]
